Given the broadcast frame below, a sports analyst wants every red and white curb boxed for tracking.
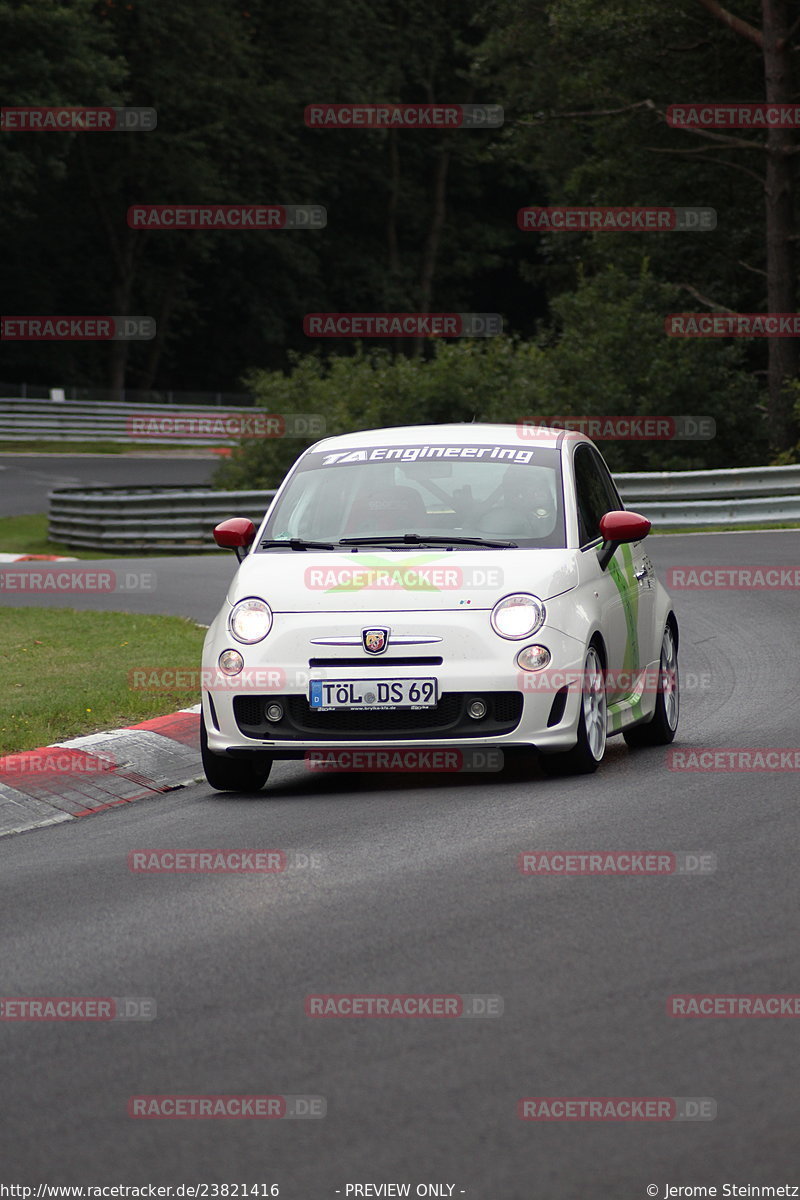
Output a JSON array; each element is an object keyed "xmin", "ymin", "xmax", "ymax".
[{"xmin": 0, "ymin": 705, "xmax": 202, "ymax": 838}]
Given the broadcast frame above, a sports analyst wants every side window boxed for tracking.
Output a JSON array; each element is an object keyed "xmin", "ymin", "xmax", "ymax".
[{"xmin": 574, "ymin": 445, "xmax": 622, "ymax": 546}]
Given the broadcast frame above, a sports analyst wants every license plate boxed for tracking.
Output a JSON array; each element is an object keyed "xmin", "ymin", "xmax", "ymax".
[{"xmin": 309, "ymin": 677, "xmax": 438, "ymax": 711}]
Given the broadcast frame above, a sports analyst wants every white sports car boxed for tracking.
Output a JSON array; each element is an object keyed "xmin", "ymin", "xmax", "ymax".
[{"xmin": 201, "ymin": 423, "xmax": 679, "ymax": 790}]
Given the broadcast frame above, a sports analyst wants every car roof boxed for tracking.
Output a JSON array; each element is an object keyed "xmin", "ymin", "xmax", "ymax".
[{"xmin": 305, "ymin": 422, "xmax": 595, "ymax": 453}]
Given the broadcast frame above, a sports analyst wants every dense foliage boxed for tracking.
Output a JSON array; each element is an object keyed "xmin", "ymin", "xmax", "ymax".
[{"xmin": 2, "ymin": 0, "xmax": 798, "ymax": 466}]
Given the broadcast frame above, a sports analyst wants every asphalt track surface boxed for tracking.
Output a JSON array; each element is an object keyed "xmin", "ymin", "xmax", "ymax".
[
  {"xmin": 0, "ymin": 454, "xmax": 218, "ymax": 517},
  {"xmin": 0, "ymin": 553, "xmax": 234, "ymax": 622},
  {"xmin": 2, "ymin": 529, "xmax": 799, "ymax": 1196}
]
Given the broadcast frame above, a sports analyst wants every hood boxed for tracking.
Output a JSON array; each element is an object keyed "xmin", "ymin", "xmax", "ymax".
[{"xmin": 226, "ymin": 547, "xmax": 578, "ymax": 612}]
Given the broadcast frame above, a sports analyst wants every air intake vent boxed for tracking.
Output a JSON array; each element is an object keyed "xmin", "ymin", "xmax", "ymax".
[{"xmin": 232, "ymin": 692, "xmax": 523, "ymax": 741}]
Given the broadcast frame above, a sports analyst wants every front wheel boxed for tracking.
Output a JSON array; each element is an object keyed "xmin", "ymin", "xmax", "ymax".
[
  {"xmin": 541, "ymin": 643, "xmax": 607, "ymax": 776},
  {"xmin": 201, "ymin": 714, "xmax": 272, "ymax": 792},
  {"xmin": 623, "ymin": 621, "xmax": 679, "ymax": 748}
]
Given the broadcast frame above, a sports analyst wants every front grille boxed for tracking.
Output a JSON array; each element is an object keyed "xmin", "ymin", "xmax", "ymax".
[
  {"xmin": 494, "ymin": 692, "xmax": 522, "ymax": 722},
  {"xmin": 308, "ymin": 656, "xmax": 443, "ymax": 668},
  {"xmin": 235, "ymin": 695, "xmax": 272, "ymax": 726},
  {"xmin": 233, "ymin": 691, "xmax": 523, "ymax": 741}
]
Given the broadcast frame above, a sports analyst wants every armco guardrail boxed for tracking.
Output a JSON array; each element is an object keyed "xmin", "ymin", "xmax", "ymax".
[
  {"xmin": 630, "ymin": 494, "xmax": 800, "ymax": 527},
  {"xmin": 0, "ymin": 398, "xmax": 323, "ymax": 444},
  {"xmin": 617, "ymin": 464, "xmax": 800, "ymax": 502},
  {"xmin": 47, "ymin": 466, "xmax": 800, "ymax": 551},
  {"xmin": 616, "ymin": 464, "xmax": 800, "ymax": 527},
  {"xmin": 48, "ymin": 488, "xmax": 277, "ymax": 551},
  {"xmin": 0, "ymin": 381, "xmax": 254, "ymax": 405}
]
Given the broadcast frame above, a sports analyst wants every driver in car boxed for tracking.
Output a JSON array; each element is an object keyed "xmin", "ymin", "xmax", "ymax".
[{"xmin": 473, "ymin": 467, "xmax": 555, "ymax": 537}]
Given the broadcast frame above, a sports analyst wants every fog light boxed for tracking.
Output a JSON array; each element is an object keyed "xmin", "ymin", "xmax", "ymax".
[
  {"xmin": 265, "ymin": 703, "xmax": 284, "ymax": 722},
  {"xmin": 218, "ymin": 649, "xmax": 244, "ymax": 675},
  {"xmin": 467, "ymin": 698, "xmax": 488, "ymax": 720},
  {"xmin": 516, "ymin": 645, "xmax": 551, "ymax": 671}
]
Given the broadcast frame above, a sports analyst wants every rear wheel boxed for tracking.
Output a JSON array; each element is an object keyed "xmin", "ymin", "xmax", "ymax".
[
  {"xmin": 541, "ymin": 643, "xmax": 607, "ymax": 776},
  {"xmin": 200, "ymin": 714, "xmax": 272, "ymax": 792},
  {"xmin": 623, "ymin": 621, "xmax": 679, "ymax": 747}
]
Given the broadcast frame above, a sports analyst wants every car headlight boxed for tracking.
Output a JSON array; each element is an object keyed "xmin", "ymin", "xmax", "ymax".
[
  {"xmin": 490, "ymin": 593, "xmax": 545, "ymax": 640},
  {"xmin": 228, "ymin": 597, "xmax": 272, "ymax": 644}
]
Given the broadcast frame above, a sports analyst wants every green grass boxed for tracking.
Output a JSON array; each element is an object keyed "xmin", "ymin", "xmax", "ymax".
[
  {"xmin": 0, "ymin": 441, "xmax": 128, "ymax": 455},
  {"xmin": 0, "ymin": 513, "xmax": 107, "ymax": 559},
  {"xmin": 0, "ymin": 608, "xmax": 207, "ymax": 756},
  {"xmin": 654, "ymin": 521, "xmax": 800, "ymax": 534}
]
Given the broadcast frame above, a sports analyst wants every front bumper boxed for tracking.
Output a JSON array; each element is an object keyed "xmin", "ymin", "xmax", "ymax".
[{"xmin": 202, "ymin": 608, "xmax": 596, "ymax": 757}]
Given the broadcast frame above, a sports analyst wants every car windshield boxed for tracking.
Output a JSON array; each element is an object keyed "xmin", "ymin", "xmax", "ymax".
[{"xmin": 259, "ymin": 441, "xmax": 566, "ymax": 549}]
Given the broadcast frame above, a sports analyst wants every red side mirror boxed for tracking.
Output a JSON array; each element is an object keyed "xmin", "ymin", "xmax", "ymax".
[
  {"xmin": 599, "ymin": 510, "xmax": 651, "ymax": 544},
  {"xmin": 214, "ymin": 517, "xmax": 256, "ymax": 555},
  {"xmin": 597, "ymin": 510, "xmax": 650, "ymax": 570}
]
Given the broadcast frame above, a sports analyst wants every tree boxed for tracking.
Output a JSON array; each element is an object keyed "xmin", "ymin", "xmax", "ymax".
[
  {"xmin": 479, "ymin": 0, "xmax": 799, "ymax": 453},
  {"xmin": 0, "ymin": 0, "xmax": 124, "ymax": 225},
  {"xmin": 76, "ymin": 0, "xmax": 281, "ymax": 392},
  {"xmin": 691, "ymin": 0, "xmax": 798, "ymax": 450}
]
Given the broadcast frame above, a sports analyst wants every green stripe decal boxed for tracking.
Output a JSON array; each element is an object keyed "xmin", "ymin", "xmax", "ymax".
[{"xmin": 606, "ymin": 543, "xmax": 644, "ymax": 721}]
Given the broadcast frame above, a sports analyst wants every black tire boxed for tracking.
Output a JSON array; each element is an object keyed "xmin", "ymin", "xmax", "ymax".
[
  {"xmin": 541, "ymin": 643, "xmax": 607, "ymax": 776},
  {"xmin": 200, "ymin": 715, "xmax": 272, "ymax": 792},
  {"xmin": 623, "ymin": 620, "xmax": 679, "ymax": 748}
]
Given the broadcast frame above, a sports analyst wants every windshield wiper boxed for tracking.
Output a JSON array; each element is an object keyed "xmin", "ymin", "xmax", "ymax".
[
  {"xmin": 260, "ymin": 537, "xmax": 336, "ymax": 551},
  {"xmin": 338, "ymin": 533, "xmax": 517, "ymax": 549}
]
